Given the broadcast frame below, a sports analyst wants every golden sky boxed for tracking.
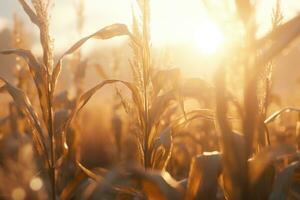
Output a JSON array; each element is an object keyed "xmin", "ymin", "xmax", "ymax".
[
  {"xmin": 53, "ymin": 0, "xmax": 300, "ymax": 52},
  {"xmin": 0, "ymin": 0, "xmax": 300, "ymax": 54}
]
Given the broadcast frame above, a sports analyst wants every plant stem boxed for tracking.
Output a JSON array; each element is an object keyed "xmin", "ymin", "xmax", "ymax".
[
  {"xmin": 49, "ymin": 104, "xmax": 56, "ymax": 199},
  {"xmin": 47, "ymin": 77, "xmax": 56, "ymax": 200},
  {"xmin": 141, "ymin": 0, "xmax": 151, "ymax": 169}
]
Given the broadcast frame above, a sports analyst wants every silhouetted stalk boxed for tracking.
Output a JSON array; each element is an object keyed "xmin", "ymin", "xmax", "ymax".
[
  {"xmin": 32, "ymin": 0, "xmax": 56, "ymax": 198},
  {"xmin": 215, "ymin": 65, "xmax": 248, "ymax": 200},
  {"xmin": 140, "ymin": 0, "xmax": 151, "ymax": 169}
]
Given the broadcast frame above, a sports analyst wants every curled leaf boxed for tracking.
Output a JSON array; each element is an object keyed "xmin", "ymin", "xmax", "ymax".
[
  {"xmin": 151, "ymin": 127, "xmax": 173, "ymax": 170},
  {"xmin": 264, "ymin": 107, "xmax": 300, "ymax": 124},
  {"xmin": 77, "ymin": 162, "xmax": 103, "ymax": 182}
]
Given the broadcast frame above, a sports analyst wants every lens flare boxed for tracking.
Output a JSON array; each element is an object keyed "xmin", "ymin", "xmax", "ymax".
[{"xmin": 194, "ymin": 22, "xmax": 224, "ymax": 55}]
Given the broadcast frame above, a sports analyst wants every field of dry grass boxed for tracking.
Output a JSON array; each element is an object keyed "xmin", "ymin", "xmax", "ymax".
[{"xmin": 0, "ymin": 0, "xmax": 300, "ymax": 199}]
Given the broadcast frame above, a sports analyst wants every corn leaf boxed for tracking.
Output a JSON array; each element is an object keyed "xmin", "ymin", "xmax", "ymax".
[
  {"xmin": 0, "ymin": 48, "xmax": 49, "ymax": 125},
  {"xmin": 249, "ymin": 144, "xmax": 296, "ymax": 184},
  {"xmin": 52, "ymin": 24, "xmax": 130, "ymax": 92},
  {"xmin": 59, "ymin": 80, "xmax": 142, "ymax": 146},
  {"xmin": 60, "ymin": 170, "xmax": 87, "ymax": 200},
  {"xmin": 269, "ymin": 161, "xmax": 300, "ymax": 200},
  {"xmin": 151, "ymin": 127, "xmax": 173, "ymax": 170},
  {"xmin": 264, "ymin": 107, "xmax": 300, "ymax": 124},
  {"xmin": 0, "ymin": 78, "xmax": 49, "ymax": 167},
  {"xmin": 77, "ymin": 162, "xmax": 103, "ymax": 182},
  {"xmin": 185, "ymin": 153, "xmax": 221, "ymax": 200},
  {"xmin": 18, "ymin": 0, "xmax": 40, "ymax": 26}
]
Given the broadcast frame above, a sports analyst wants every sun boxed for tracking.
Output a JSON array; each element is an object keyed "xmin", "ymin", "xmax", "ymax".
[{"xmin": 194, "ymin": 21, "xmax": 224, "ymax": 55}]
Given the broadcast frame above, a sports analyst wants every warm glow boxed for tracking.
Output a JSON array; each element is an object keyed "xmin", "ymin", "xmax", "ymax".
[
  {"xmin": 149, "ymin": 0, "xmax": 225, "ymax": 57},
  {"xmin": 194, "ymin": 22, "xmax": 224, "ymax": 55}
]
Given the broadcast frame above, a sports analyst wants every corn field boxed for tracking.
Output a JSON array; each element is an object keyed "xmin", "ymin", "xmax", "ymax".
[{"xmin": 0, "ymin": 0, "xmax": 300, "ymax": 199}]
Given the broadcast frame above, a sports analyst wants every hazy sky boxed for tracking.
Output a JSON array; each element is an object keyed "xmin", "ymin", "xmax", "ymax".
[{"xmin": 0, "ymin": 0, "xmax": 300, "ymax": 54}]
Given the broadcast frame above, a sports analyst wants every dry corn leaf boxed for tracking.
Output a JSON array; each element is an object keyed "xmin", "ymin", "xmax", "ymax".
[
  {"xmin": 0, "ymin": 78, "xmax": 48, "ymax": 166},
  {"xmin": 60, "ymin": 170, "xmax": 87, "ymax": 200},
  {"xmin": 62, "ymin": 23, "xmax": 129, "ymax": 57},
  {"xmin": 18, "ymin": 0, "xmax": 40, "ymax": 26},
  {"xmin": 93, "ymin": 23, "xmax": 129, "ymax": 39},
  {"xmin": 77, "ymin": 162, "xmax": 103, "ymax": 182},
  {"xmin": 85, "ymin": 168, "xmax": 136, "ymax": 199},
  {"xmin": 77, "ymin": 80, "xmax": 141, "ymax": 114},
  {"xmin": 269, "ymin": 161, "xmax": 300, "ymax": 200},
  {"xmin": 151, "ymin": 127, "xmax": 173, "ymax": 170},
  {"xmin": 0, "ymin": 48, "xmax": 49, "ymax": 124},
  {"xmin": 249, "ymin": 144, "xmax": 296, "ymax": 184},
  {"xmin": 51, "ymin": 23, "xmax": 130, "ymax": 94},
  {"xmin": 0, "ymin": 78, "xmax": 43, "ymax": 138},
  {"xmin": 129, "ymin": 168, "xmax": 183, "ymax": 200},
  {"xmin": 249, "ymin": 164, "xmax": 275, "ymax": 200},
  {"xmin": 60, "ymin": 164, "xmax": 107, "ymax": 200},
  {"xmin": 264, "ymin": 107, "xmax": 300, "ymax": 124},
  {"xmin": 59, "ymin": 80, "xmax": 142, "ymax": 141},
  {"xmin": 0, "ymin": 49, "xmax": 42, "ymax": 72},
  {"xmin": 86, "ymin": 166, "xmax": 182, "ymax": 199},
  {"xmin": 185, "ymin": 153, "xmax": 221, "ymax": 200}
]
